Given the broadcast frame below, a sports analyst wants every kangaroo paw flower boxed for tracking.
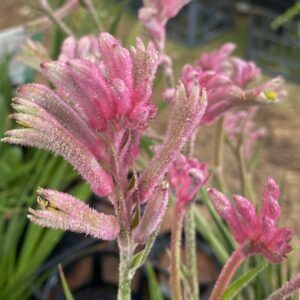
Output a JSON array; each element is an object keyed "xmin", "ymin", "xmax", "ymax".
[
  {"xmin": 133, "ymin": 181, "xmax": 169, "ymax": 244},
  {"xmin": 208, "ymin": 176, "xmax": 293, "ymax": 264},
  {"xmin": 28, "ymin": 188, "xmax": 120, "ymax": 240},
  {"xmin": 169, "ymin": 153, "xmax": 210, "ymax": 207},
  {"xmin": 138, "ymin": 81, "xmax": 207, "ymax": 203}
]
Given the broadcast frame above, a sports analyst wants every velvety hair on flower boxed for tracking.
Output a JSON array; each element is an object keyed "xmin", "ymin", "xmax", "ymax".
[{"xmin": 208, "ymin": 177, "xmax": 293, "ymax": 264}]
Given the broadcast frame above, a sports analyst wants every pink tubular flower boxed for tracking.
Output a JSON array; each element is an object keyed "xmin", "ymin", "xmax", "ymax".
[
  {"xmin": 3, "ymin": 33, "xmax": 159, "ymax": 198},
  {"xmin": 169, "ymin": 153, "xmax": 209, "ymax": 206},
  {"xmin": 139, "ymin": 0, "xmax": 190, "ymax": 52},
  {"xmin": 174, "ymin": 43, "xmax": 286, "ymax": 125},
  {"xmin": 137, "ymin": 81, "xmax": 207, "ymax": 203},
  {"xmin": 58, "ymin": 35, "xmax": 100, "ymax": 62},
  {"xmin": 4, "ymin": 32, "xmax": 201, "ymax": 247},
  {"xmin": 198, "ymin": 43, "xmax": 236, "ymax": 72},
  {"xmin": 28, "ymin": 188, "xmax": 120, "ymax": 240},
  {"xmin": 208, "ymin": 177, "xmax": 293, "ymax": 264},
  {"xmin": 133, "ymin": 181, "xmax": 169, "ymax": 244}
]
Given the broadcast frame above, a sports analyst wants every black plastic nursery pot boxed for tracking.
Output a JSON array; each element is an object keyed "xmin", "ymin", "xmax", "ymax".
[
  {"xmin": 34, "ymin": 228, "xmax": 221, "ymax": 300},
  {"xmin": 32, "ymin": 193, "xmax": 221, "ymax": 300}
]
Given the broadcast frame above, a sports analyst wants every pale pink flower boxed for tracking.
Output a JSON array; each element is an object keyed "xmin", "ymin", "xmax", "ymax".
[
  {"xmin": 226, "ymin": 57, "xmax": 261, "ymax": 88},
  {"xmin": 169, "ymin": 153, "xmax": 209, "ymax": 207},
  {"xmin": 133, "ymin": 181, "xmax": 169, "ymax": 244},
  {"xmin": 139, "ymin": 0, "xmax": 190, "ymax": 51},
  {"xmin": 137, "ymin": 81, "xmax": 207, "ymax": 203},
  {"xmin": 28, "ymin": 188, "xmax": 120, "ymax": 240},
  {"xmin": 58, "ymin": 35, "xmax": 100, "ymax": 62},
  {"xmin": 224, "ymin": 108, "xmax": 267, "ymax": 159},
  {"xmin": 175, "ymin": 44, "xmax": 286, "ymax": 125},
  {"xmin": 18, "ymin": 39, "xmax": 50, "ymax": 71},
  {"xmin": 198, "ymin": 43, "xmax": 236, "ymax": 72},
  {"xmin": 180, "ymin": 65, "xmax": 244, "ymax": 125},
  {"xmin": 208, "ymin": 177, "xmax": 293, "ymax": 263}
]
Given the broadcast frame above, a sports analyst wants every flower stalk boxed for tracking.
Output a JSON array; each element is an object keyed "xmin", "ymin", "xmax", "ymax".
[
  {"xmin": 209, "ymin": 247, "xmax": 245, "ymax": 300},
  {"xmin": 118, "ymin": 247, "xmax": 134, "ymax": 300},
  {"xmin": 37, "ymin": 0, "xmax": 74, "ymax": 36},
  {"xmin": 184, "ymin": 204, "xmax": 199, "ymax": 300},
  {"xmin": 267, "ymin": 273, "xmax": 300, "ymax": 300},
  {"xmin": 170, "ymin": 202, "xmax": 185, "ymax": 300},
  {"xmin": 81, "ymin": 0, "xmax": 103, "ymax": 31},
  {"xmin": 213, "ymin": 116, "xmax": 226, "ymax": 192}
]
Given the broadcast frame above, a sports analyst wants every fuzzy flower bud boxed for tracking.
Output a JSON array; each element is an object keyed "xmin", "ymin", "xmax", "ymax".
[
  {"xmin": 208, "ymin": 177, "xmax": 293, "ymax": 264},
  {"xmin": 133, "ymin": 181, "xmax": 169, "ymax": 244},
  {"xmin": 137, "ymin": 81, "xmax": 207, "ymax": 203},
  {"xmin": 28, "ymin": 188, "xmax": 120, "ymax": 240},
  {"xmin": 169, "ymin": 153, "xmax": 209, "ymax": 206}
]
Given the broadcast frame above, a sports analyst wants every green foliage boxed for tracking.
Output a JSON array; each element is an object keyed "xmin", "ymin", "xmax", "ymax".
[
  {"xmin": 0, "ymin": 57, "xmax": 90, "ymax": 299},
  {"xmin": 146, "ymin": 263, "xmax": 165, "ymax": 300},
  {"xmin": 223, "ymin": 262, "xmax": 268, "ymax": 300},
  {"xmin": 58, "ymin": 264, "xmax": 75, "ymax": 300}
]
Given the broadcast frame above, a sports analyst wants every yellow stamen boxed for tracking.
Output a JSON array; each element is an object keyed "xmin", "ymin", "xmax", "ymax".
[{"xmin": 264, "ymin": 90, "xmax": 277, "ymax": 101}]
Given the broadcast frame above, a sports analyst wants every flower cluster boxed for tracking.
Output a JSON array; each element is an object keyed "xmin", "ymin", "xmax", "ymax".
[
  {"xmin": 139, "ymin": 0, "xmax": 190, "ymax": 52},
  {"xmin": 169, "ymin": 153, "xmax": 209, "ymax": 208},
  {"xmin": 208, "ymin": 177, "xmax": 293, "ymax": 263},
  {"xmin": 3, "ymin": 32, "xmax": 208, "ymax": 246},
  {"xmin": 166, "ymin": 43, "xmax": 285, "ymax": 126}
]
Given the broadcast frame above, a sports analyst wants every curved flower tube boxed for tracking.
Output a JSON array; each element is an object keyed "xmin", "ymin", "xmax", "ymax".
[{"xmin": 208, "ymin": 177, "xmax": 293, "ymax": 300}]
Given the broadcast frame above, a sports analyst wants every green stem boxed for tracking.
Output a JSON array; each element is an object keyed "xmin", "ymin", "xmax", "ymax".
[
  {"xmin": 170, "ymin": 203, "xmax": 185, "ymax": 300},
  {"xmin": 236, "ymin": 146, "xmax": 256, "ymax": 201},
  {"xmin": 184, "ymin": 204, "xmax": 199, "ymax": 300},
  {"xmin": 213, "ymin": 117, "xmax": 226, "ymax": 192},
  {"xmin": 82, "ymin": 0, "xmax": 103, "ymax": 31},
  {"xmin": 38, "ymin": 1, "xmax": 74, "ymax": 36},
  {"xmin": 118, "ymin": 247, "xmax": 133, "ymax": 300},
  {"xmin": 209, "ymin": 247, "xmax": 245, "ymax": 300}
]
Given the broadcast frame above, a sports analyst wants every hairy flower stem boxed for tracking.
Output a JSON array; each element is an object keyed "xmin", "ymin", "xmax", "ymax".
[
  {"xmin": 213, "ymin": 117, "xmax": 226, "ymax": 192},
  {"xmin": 118, "ymin": 247, "xmax": 133, "ymax": 300},
  {"xmin": 184, "ymin": 204, "xmax": 199, "ymax": 300},
  {"xmin": 267, "ymin": 273, "xmax": 300, "ymax": 300},
  {"xmin": 209, "ymin": 247, "xmax": 245, "ymax": 300},
  {"xmin": 171, "ymin": 203, "xmax": 185, "ymax": 300}
]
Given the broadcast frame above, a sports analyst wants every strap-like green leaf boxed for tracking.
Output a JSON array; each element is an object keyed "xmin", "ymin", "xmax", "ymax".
[
  {"xmin": 223, "ymin": 262, "xmax": 268, "ymax": 300},
  {"xmin": 58, "ymin": 264, "xmax": 74, "ymax": 300},
  {"xmin": 146, "ymin": 263, "xmax": 165, "ymax": 300}
]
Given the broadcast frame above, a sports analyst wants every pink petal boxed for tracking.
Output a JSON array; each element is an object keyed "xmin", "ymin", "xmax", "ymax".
[
  {"xmin": 137, "ymin": 81, "xmax": 207, "ymax": 203},
  {"xmin": 261, "ymin": 176, "xmax": 281, "ymax": 221},
  {"xmin": 133, "ymin": 181, "xmax": 169, "ymax": 244},
  {"xmin": 28, "ymin": 189, "xmax": 120, "ymax": 240}
]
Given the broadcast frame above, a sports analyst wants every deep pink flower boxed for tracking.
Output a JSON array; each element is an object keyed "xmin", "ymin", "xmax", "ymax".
[
  {"xmin": 208, "ymin": 177, "xmax": 293, "ymax": 263},
  {"xmin": 3, "ymin": 33, "xmax": 159, "ymax": 199},
  {"xmin": 139, "ymin": 0, "xmax": 190, "ymax": 51},
  {"xmin": 169, "ymin": 153, "xmax": 209, "ymax": 206},
  {"xmin": 4, "ymin": 32, "xmax": 210, "ymax": 244}
]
